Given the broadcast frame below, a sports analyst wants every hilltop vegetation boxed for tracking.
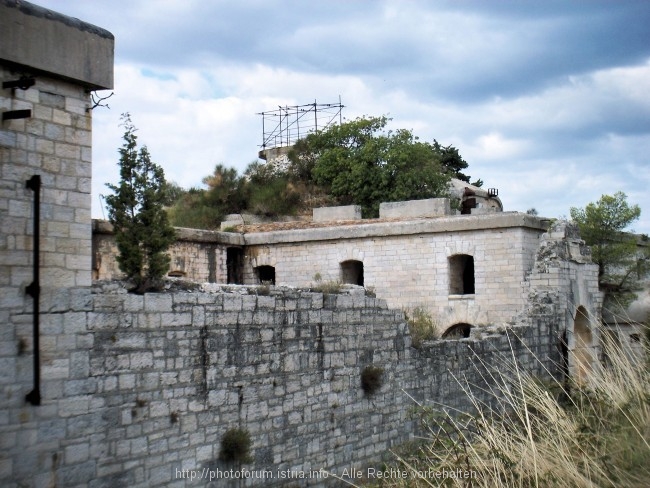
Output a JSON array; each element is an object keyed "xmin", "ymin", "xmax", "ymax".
[{"xmin": 167, "ymin": 116, "xmax": 482, "ymax": 229}]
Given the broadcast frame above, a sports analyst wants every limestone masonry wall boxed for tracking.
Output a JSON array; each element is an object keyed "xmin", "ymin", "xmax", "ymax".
[
  {"xmin": 2, "ymin": 283, "xmax": 567, "ymax": 487},
  {"xmin": 1, "ymin": 65, "xmax": 94, "ymax": 293},
  {"xmin": 244, "ymin": 222, "xmax": 543, "ymax": 330},
  {"xmin": 92, "ymin": 221, "xmax": 240, "ymax": 284},
  {"xmin": 93, "ymin": 214, "xmax": 551, "ymax": 332}
]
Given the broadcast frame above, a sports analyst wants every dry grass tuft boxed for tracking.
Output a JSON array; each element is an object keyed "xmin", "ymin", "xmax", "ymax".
[{"xmin": 369, "ymin": 323, "xmax": 650, "ymax": 487}]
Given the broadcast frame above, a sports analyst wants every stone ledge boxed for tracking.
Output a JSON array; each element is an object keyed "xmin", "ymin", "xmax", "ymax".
[
  {"xmin": 243, "ymin": 212, "xmax": 549, "ymax": 245},
  {"xmin": 0, "ymin": 0, "xmax": 114, "ymax": 89},
  {"xmin": 379, "ymin": 198, "xmax": 451, "ymax": 219},
  {"xmin": 313, "ymin": 205, "xmax": 362, "ymax": 222}
]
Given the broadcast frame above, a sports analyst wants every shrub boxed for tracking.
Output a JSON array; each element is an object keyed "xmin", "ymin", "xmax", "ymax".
[
  {"xmin": 219, "ymin": 427, "xmax": 252, "ymax": 464},
  {"xmin": 314, "ymin": 281, "xmax": 343, "ymax": 294},
  {"xmin": 255, "ymin": 283, "xmax": 271, "ymax": 296},
  {"xmin": 361, "ymin": 365, "xmax": 384, "ymax": 396},
  {"xmin": 405, "ymin": 307, "xmax": 439, "ymax": 348}
]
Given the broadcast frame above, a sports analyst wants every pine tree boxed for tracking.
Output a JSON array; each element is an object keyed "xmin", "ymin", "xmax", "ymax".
[{"xmin": 105, "ymin": 113, "xmax": 175, "ymax": 293}]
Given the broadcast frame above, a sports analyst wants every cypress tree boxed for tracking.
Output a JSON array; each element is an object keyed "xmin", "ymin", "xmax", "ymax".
[{"xmin": 105, "ymin": 113, "xmax": 175, "ymax": 293}]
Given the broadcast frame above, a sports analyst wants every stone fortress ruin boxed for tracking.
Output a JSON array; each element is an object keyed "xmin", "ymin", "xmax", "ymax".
[{"xmin": 1, "ymin": 1, "xmax": 645, "ymax": 486}]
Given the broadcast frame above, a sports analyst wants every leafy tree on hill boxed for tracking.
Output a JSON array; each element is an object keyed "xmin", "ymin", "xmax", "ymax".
[
  {"xmin": 105, "ymin": 113, "xmax": 176, "ymax": 293},
  {"xmin": 167, "ymin": 187, "xmax": 222, "ymax": 230},
  {"xmin": 165, "ymin": 115, "xmax": 483, "ymax": 225},
  {"xmin": 288, "ymin": 116, "xmax": 470, "ymax": 217}
]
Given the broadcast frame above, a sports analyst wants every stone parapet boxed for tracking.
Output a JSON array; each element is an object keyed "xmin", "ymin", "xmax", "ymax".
[
  {"xmin": 243, "ymin": 212, "xmax": 547, "ymax": 245},
  {"xmin": 313, "ymin": 205, "xmax": 362, "ymax": 222},
  {"xmin": 379, "ymin": 198, "xmax": 451, "ymax": 219}
]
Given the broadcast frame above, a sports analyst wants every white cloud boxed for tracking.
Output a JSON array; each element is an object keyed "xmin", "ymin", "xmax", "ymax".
[{"xmin": 33, "ymin": 0, "xmax": 650, "ymax": 234}]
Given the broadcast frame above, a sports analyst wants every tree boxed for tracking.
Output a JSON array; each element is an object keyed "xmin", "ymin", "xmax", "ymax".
[
  {"xmin": 570, "ymin": 192, "xmax": 648, "ymax": 309},
  {"xmin": 105, "ymin": 113, "xmax": 176, "ymax": 293},
  {"xmin": 289, "ymin": 116, "xmax": 455, "ymax": 217},
  {"xmin": 432, "ymin": 139, "xmax": 482, "ymax": 186},
  {"xmin": 202, "ymin": 164, "xmax": 248, "ymax": 215}
]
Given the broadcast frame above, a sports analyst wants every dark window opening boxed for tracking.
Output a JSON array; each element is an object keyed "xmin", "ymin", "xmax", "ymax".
[
  {"xmin": 340, "ymin": 260, "xmax": 364, "ymax": 286},
  {"xmin": 559, "ymin": 330, "xmax": 569, "ymax": 383},
  {"xmin": 255, "ymin": 265, "xmax": 276, "ymax": 285},
  {"xmin": 461, "ymin": 197, "xmax": 476, "ymax": 215},
  {"xmin": 226, "ymin": 247, "xmax": 243, "ymax": 284},
  {"xmin": 449, "ymin": 254, "xmax": 475, "ymax": 294},
  {"xmin": 442, "ymin": 323, "xmax": 472, "ymax": 339},
  {"xmin": 168, "ymin": 270, "xmax": 186, "ymax": 278}
]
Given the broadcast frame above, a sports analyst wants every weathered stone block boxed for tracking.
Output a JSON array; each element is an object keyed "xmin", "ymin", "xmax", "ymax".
[
  {"xmin": 144, "ymin": 294, "xmax": 172, "ymax": 312},
  {"xmin": 313, "ymin": 205, "xmax": 362, "ymax": 222},
  {"xmin": 379, "ymin": 198, "xmax": 451, "ymax": 219}
]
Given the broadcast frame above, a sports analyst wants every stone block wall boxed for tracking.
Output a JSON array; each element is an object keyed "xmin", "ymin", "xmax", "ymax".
[
  {"xmin": 244, "ymin": 222, "xmax": 544, "ymax": 331},
  {"xmin": 92, "ymin": 214, "xmax": 558, "ymax": 333},
  {"xmin": 92, "ymin": 221, "xmax": 243, "ymax": 284},
  {"xmin": 313, "ymin": 205, "xmax": 362, "ymax": 222},
  {"xmin": 1, "ymin": 66, "xmax": 94, "ymax": 292},
  {"xmin": 1, "ymin": 283, "xmax": 570, "ymax": 487},
  {"xmin": 2, "ymin": 0, "xmax": 114, "ymax": 427},
  {"xmin": 378, "ymin": 198, "xmax": 451, "ymax": 219}
]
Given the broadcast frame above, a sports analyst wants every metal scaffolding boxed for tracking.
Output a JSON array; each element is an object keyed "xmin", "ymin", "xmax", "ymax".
[{"xmin": 258, "ymin": 98, "xmax": 344, "ymax": 150}]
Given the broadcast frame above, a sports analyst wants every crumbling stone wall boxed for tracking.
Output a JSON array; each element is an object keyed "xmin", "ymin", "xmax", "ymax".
[
  {"xmin": 524, "ymin": 221, "xmax": 602, "ymax": 380},
  {"xmin": 2, "ymin": 281, "xmax": 580, "ymax": 487}
]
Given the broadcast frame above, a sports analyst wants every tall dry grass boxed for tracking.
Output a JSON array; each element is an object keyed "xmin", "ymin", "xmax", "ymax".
[{"xmin": 371, "ymin": 324, "xmax": 649, "ymax": 488}]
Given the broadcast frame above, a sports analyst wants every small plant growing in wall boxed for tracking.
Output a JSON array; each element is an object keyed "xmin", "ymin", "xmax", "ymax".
[
  {"xmin": 311, "ymin": 274, "xmax": 343, "ymax": 294},
  {"xmin": 361, "ymin": 365, "xmax": 384, "ymax": 396},
  {"xmin": 219, "ymin": 427, "xmax": 253, "ymax": 463},
  {"xmin": 105, "ymin": 113, "xmax": 176, "ymax": 294},
  {"xmin": 405, "ymin": 306, "xmax": 439, "ymax": 348}
]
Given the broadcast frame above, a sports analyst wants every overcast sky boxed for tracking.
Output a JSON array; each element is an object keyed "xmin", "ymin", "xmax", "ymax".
[{"xmin": 37, "ymin": 0, "xmax": 650, "ymax": 233}]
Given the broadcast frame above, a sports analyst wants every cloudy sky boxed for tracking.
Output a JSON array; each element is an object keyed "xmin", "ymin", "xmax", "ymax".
[{"xmin": 37, "ymin": 0, "xmax": 650, "ymax": 233}]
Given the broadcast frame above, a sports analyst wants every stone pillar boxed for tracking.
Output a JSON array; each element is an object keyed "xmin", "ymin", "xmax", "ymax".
[{"xmin": 1, "ymin": 1, "xmax": 114, "ymax": 482}]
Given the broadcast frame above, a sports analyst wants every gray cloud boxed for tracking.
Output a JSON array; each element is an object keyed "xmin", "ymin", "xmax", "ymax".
[{"xmin": 34, "ymin": 0, "xmax": 650, "ymax": 233}]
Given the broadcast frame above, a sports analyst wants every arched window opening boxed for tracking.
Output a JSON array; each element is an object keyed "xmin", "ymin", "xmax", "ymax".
[
  {"xmin": 442, "ymin": 323, "xmax": 472, "ymax": 339},
  {"xmin": 340, "ymin": 260, "xmax": 364, "ymax": 286},
  {"xmin": 255, "ymin": 265, "xmax": 276, "ymax": 285},
  {"xmin": 449, "ymin": 254, "xmax": 475, "ymax": 295}
]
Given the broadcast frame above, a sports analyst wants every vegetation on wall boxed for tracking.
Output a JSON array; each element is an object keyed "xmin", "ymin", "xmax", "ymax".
[
  {"xmin": 405, "ymin": 307, "xmax": 439, "ymax": 348},
  {"xmin": 105, "ymin": 113, "xmax": 176, "ymax": 293},
  {"xmin": 361, "ymin": 365, "xmax": 385, "ymax": 396},
  {"xmin": 166, "ymin": 116, "xmax": 481, "ymax": 227},
  {"xmin": 219, "ymin": 427, "xmax": 253, "ymax": 464}
]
